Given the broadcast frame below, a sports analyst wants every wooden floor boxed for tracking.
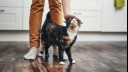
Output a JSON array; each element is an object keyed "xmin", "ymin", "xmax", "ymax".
[{"xmin": 0, "ymin": 41, "xmax": 127, "ymax": 72}]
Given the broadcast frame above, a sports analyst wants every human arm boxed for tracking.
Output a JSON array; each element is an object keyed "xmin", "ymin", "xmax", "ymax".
[{"xmin": 61, "ymin": 0, "xmax": 78, "ymax": 20}]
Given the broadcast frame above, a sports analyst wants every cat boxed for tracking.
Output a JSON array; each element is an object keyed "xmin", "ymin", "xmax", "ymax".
[{"xmin": 40, "ymin": 12, "xmax": 82, "ymax": 64}]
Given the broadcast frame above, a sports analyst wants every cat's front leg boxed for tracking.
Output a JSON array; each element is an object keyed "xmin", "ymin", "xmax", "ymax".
[
  {"xmin": 65, "ymin": 47, "xmax": 75, "ymax": 64},
  {"xmin": 45, "ymin": 44, "xmax": 51, "ymax": 57},
  {"xmin": 58, "ymin": 46, "xmax": 65, "ymax": 65}
]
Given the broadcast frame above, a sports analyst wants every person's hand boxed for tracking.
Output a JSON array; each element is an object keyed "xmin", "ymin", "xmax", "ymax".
[
  {"xmin": 64, "ymin": 13, "xmax": 79, "ymax": 20},
  {"xmin": 64, "ymin": 13, "xmax": 83, "ymax": 24}
]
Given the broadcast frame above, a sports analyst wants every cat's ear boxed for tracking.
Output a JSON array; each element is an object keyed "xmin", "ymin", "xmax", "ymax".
[{"xmin": 77, "ymin": 19, "xmax": 83, "ymax": 24}]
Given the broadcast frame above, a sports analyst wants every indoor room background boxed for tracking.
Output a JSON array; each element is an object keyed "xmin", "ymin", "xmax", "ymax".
[{"xmin": 0, "ymin": 0, "xmax": 127, "ymax": 42}]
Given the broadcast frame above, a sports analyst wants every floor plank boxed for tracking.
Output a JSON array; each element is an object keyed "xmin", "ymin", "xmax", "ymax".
[{"xmin": 0, "ymin": 41, "xmax": 127, "ymax": 72}]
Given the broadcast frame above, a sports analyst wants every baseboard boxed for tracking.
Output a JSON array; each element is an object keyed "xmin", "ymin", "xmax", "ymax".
[{"xmin": 0, "ymin": 31, "xmax": 127, "ymax": 41}]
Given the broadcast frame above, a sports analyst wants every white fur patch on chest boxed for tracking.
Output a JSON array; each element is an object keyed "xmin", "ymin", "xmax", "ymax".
[{"xmin": 67, "ymin": 30, "xmax": 77, "ymax": 40}]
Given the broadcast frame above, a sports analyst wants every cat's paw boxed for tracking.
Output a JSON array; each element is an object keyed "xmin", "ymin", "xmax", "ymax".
[
  {"xmin": 60, "ymin": 61, "xmax": 65, "ymax": 65},
  {"xmin": 71, "ymin": 60, "xmax": 76, "ymax": 64},
  {"xmin": 38, "ymin": 53, "xmax": 43, "ymax": 57}
]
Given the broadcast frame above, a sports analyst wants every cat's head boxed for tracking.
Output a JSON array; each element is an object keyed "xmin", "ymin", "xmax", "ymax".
[
  {"xmin": 65, "ymin": 18, "xmax": 82, "ymax": 32},
  {"xmin": 59, "ymin": 18, "xmax": 82, "ymax": 47}
]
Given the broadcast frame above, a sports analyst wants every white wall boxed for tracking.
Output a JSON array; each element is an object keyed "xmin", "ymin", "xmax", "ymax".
[{"xmin": 102, "ymin": 0, "xmax": 127, "ymax": 32}]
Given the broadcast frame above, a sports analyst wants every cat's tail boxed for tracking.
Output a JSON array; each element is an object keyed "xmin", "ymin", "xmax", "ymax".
[
  {"xmin": 46, "ymin": 11, "xmax": 52, "ymax": 21},
  {"xmin": 46, "ymin": 12, "xmax": 50, "ymax": 19},
  {"xmin": 42, "ymin": 11, "xmax": 52, "ymax": 28}
]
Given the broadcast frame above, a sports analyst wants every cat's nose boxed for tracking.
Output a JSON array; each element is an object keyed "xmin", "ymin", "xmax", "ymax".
[{"xmin": 72, "ymin": 25, "xmax": 76, "ymax": 29}]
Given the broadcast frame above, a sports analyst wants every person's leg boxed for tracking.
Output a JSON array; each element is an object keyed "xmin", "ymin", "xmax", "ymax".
[
  {"xmin": 29, "ymin": 0, "xmax": 45, "ymax": 48},
  {"xmin": 48, "ymin": 0, "xmax": 63, "ymax": 25},
  {"xmin": 48, "ymin": 0, "xmax": 64, "ymax": 64},
  {"xmin": 24, "ymin": 0, "xmax": 45, "ymax": 60}
]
